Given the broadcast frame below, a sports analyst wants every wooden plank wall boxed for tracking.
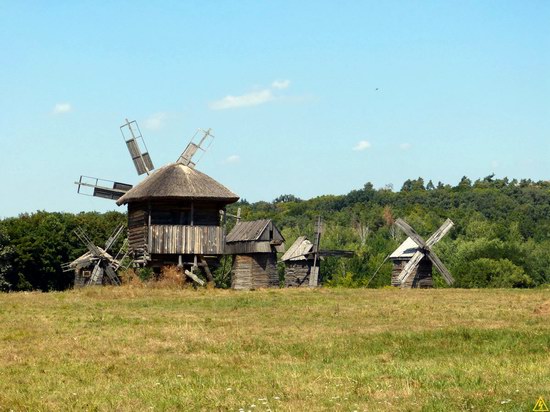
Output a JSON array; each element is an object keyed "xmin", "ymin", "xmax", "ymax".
[
  {"xmin": 128, "ymin": 208, "xmax": 147, "ymax": 253},
  {"xmin": 284, "ymin": 261, "xmax": 311, "ymax": 287},
  {"xmin": 391, "ymin": 258, "xmax": 433, "ymax": 288},
  {"xmin": 224, "ymin": 241, "xmax": 274, "ymax": 255},
  {"xmin": 231, "ymin": 254, "xmax": 279, "ymax": 290},
  {"xmin": 149, "ymin": 225, "xmax": 223, "ymax": 255}
]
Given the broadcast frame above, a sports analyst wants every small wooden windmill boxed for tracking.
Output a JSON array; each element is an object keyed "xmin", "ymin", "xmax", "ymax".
[
  {"xmin": 63, "ymin": 225, "xmax": 129, "ymax": 287},
  {"xmin": 390, "ymin": 218, "xmax": 454, "ymax": 288},
  {"xmin": 281, "ymin": 216, "xmax": 353, "ymax": 287}
]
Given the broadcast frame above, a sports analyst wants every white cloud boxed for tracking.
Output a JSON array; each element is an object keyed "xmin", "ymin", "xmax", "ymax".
[
  {"xmin": 399, "ymin": 143, "xmax": 412, "ymax": 150},
  {"xmin": 210, "ymin": 89, "xmax": 274, "ymax": 110},
  {"xmin": 272, "ymin": 79, "xmax": 290, "ymax": 90},
  {"xmin": 144, "ymin": 112, "xmax": 168, "ymax": 130},
  {"xmin": 209, "ymin": 79, "xmax": 292, "ymax": 110},
  {"xmin": 353, "ymin": 140, "xmax": 371, "ymax": 151},
  {"xmin": 491, "ymin": 160, "xmax": 499, "ymax": 168},
  {"xmin": 53, "ymin": 103, "xmax": 72, "ymax": 114},
  {"xmin": 224, "ymin": 155, "xmax": 240, "ymax": 164}
]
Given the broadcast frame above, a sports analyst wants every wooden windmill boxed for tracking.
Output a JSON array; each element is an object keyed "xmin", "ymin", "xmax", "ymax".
[
  {"xmin": 390, "ymin": 218, "xmax": 454, "ymax": 288},
  {"xmin": 62, "ymin": 225, "xmax": 129, "ymax": 287},
  {"xmin": 74, "ymin": 119, "xmax": 239, "ymax": 282},
  {"xmin": 281, "ymin": 216, "xmax": 353, "ymax": 287}
]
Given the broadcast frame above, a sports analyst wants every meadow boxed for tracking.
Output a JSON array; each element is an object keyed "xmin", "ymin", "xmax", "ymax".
[{"xmin": 0, "ymin": 287, "xmax": 549, "ymax": 411}]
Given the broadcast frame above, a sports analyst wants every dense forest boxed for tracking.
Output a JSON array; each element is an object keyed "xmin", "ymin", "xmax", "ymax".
[{"xmin": 1, "ymin": 175, "xmax": 550, "ymax": 291}]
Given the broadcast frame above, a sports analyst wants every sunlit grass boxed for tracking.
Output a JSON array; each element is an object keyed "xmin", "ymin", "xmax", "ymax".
[{"xmin": 0, "ymin": 287, "xmax": 548, "ymax": 411}]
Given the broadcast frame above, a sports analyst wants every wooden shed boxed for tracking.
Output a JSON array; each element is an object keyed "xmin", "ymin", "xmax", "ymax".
[
  {"xmin": 280, "ymin": 236, "xmax": 319, "ymax": 287},
  {"xmin": 225, "ymin": 219, "xmax": 285, "ymax": 290},
  {"xmin": 116, "ymin": 162, "xmax": 239, "ymax": 278},
  {"xmin": 389, "ymin": 237, "xmax": 433, "ymax": 288}
]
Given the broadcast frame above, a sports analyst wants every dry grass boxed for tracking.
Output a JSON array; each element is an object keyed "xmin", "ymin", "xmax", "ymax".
[{"xmin": 0, "ymin": 287, "xmax": 549, "ymax": 411}]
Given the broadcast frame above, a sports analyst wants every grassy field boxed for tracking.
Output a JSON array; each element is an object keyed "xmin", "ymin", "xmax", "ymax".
[{"xmin": 0, "ymin": 287, "xmax": 549, "ymax": 411}]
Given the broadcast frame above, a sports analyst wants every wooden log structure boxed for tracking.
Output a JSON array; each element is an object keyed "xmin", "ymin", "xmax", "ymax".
[
  {"xmin": 116, "ymin": 163, "xmax": 239, "ymax": 272},
  {"xmin": 226, "ymin": 219, "xmax": 285, "ymax": 290}
]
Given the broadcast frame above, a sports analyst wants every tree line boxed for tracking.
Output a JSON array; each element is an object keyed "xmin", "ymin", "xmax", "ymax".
[{"xmin": 1, "ymin": 175, "xmax": 550, "ymax": 291}]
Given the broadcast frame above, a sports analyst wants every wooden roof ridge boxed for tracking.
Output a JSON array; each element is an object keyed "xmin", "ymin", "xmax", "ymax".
[
  {"xmin": 116, "ymin": 162, "xmax": 239, "ymax": 205},
  {"xmin": 226, "ymin": 219, "xmax": 284, "ymax": 243},
  {"xmin": 281, "ymin": 236, "xmax": 314, "ymax": 261}
]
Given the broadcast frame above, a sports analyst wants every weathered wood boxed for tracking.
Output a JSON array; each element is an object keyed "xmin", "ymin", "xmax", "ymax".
[
  {"xmin": 284, "ymin": 261, "xmax": 312, "ymax": 287},
  {"xmin": 200, "ymin": 255, "xmax": 214, "ymax": 283},
  {"xmin": 394, "ymin": 219, "xmax": 426, "ymax": 248},
  {"xmin": 224, "ymin": 241, "xmax": 275, "ymax": 254},
  {"xmin": 391, "ymin": 258, "xmax": 433, "ymax": 288},
  {"xmin": 149, "ymin": 225, "xmax": 223, "ymax": 254},
  {"xmin": 231, "ymin": 254, "xmax": 279, "ymax": 290},
  {"xmin": 184, "ymin": 269, "xmax": 205, "ymax": 286}
]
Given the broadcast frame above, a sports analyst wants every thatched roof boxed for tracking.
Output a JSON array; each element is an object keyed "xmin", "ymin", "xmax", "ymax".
[{"xmin": 116, "ymin": 163, "xmax": 239, "ymax": 205}]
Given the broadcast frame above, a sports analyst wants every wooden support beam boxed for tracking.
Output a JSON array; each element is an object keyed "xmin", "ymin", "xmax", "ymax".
[
  {"xmin": 184, "ymin": 270, "xmax": 205, "ymax": 286},
  {"xmin": 200, "ymin": 255, "xmax": 215, "ymax": 284}
]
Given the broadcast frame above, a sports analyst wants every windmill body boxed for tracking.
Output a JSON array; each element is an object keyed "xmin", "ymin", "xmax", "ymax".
[
  {"xmin": 389, "ymin": 237, "xmax": 433, "ymax": 288},
  {"xmin": 225, "ymin": 219, "xmax": 285, "ymax": 290},
  {"xmin": 116, "ymin": 162, "xmax": 239, "ymax": 273}
]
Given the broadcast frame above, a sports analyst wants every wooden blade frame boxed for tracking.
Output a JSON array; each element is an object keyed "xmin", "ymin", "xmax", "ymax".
[
  {"xmin": 75, "ymin": 176, "xmax": 132, "ymax": 201},
  {"xmin": 104, "ymin": 224, "xmax": 125, "ymax": 251},
  {"xmin": 397, "ymin": 250, "xmax": 424, "ymax": 284},
  {"xmin": 120, "ymin": 119, "xmax": 155, "ymax": 176},
  {"xmin": 394, "ymin": 219, "xmax": 427, "ymax": 248},
  {"xmin": 426, "ymin": 251, "xmax": 455, "ymax": 285},
  {"xmin": 177, "ymin": 128, "xmax": 214, "ymax": 168}
]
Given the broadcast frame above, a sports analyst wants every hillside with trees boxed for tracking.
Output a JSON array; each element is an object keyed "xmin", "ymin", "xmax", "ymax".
[{"xmin": 1, "ymin": 175, "xmax": 550, "ymax": 291}]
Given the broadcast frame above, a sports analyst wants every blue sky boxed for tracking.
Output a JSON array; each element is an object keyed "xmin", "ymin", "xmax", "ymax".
[{"xmin": 0, "ymin": 1, "xmax": 548, "ymax": 217}]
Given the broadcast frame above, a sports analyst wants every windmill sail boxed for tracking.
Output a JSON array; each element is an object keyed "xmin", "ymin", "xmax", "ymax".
[
  {"xmin": 177, "ymin": 128, "xmax": 214, "ymax": 168},
  {"xmin": 120, "ymin": 119, "xmax": 154, "ymax": 175},
  {"xmin": 76, "ymin": 176, "xmax": 132, "ymax": 201}
]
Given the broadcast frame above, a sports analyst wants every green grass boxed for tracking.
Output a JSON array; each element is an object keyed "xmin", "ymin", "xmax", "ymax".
[{"xmin": 0, "ymin": 287, "xmax": 549, "ymax": 411}]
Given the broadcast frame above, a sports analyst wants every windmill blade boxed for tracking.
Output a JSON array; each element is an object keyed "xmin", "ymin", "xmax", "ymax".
[
  {"xmin": 105, "ymin": 224, "xmax": 125, "ymax": 251},
  {"xmin": 426, "ymin": 251, "xmax": 455, "ymax": 285},
  {"xmin": 426, "ymin": 219, "xmax": 454, "ymax": 248},
  {"xmin": 75, "ymin": 176, "xmax": 132, "ymax": 201},
  {"xmin": 120, "ymin": 119, "xmax": 155, "ymax": 176},
  {"xmin": 89, "ymin": 261, "xmax": 104, "ymax": 284},
  {"xmin": 177, "ymin": 128, "xmax": 214, "ymax": 168},
  {"xmin": 74, "ymin": 227, "xmax": 103, "ymax": 258},
  {"xmin": 394, "ymin": 218, "xmax": 427, "ymax": 248},
  {"xmin": 397, "ymin": 250, "xmax": 424, "ymax": 284},
  {"xmin": 104, "ymin": 263, "xmax": 121, "ymax": 286}
]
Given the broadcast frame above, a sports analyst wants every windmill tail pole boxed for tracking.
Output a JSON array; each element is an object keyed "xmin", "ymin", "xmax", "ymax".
[{"xmin": 364, "ymin": 254, "xmax": 391, "ymax": 288}]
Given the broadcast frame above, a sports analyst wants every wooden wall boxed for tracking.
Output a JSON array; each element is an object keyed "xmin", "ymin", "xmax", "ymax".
[
  {"xmin": 391, "ymin": 258, "xmax": 433, "ymax": 288},
  {"xmin": 128, "ymin": 206, "xmax": 148, "ymax": 254},
  {"xmin": 284, "ymin": 261, "xmax": 314, "ymax": 287},
  {"xmin": 231, "ymin": 254, "xmax": 279, "ymax": 290},
  {"xmin": 225, "ymin": 241, "xmax": 274, "ymax": 254},
  {"xmin": 149, "ymin": 225, "xmax": 223, "ymax": 255}
]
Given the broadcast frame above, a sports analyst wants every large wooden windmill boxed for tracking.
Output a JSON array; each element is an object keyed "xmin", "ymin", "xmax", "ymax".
[
  {"xmin": 74, "ymin": 119, "xmax": 238, "ymax": 280},
  {"xmin": 390, "ymin": 218, "xmax": 454, "ymax": 288},
  {"xmin": 62, "ymin": 225, "xmax": 128, "ymax": 287}
]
